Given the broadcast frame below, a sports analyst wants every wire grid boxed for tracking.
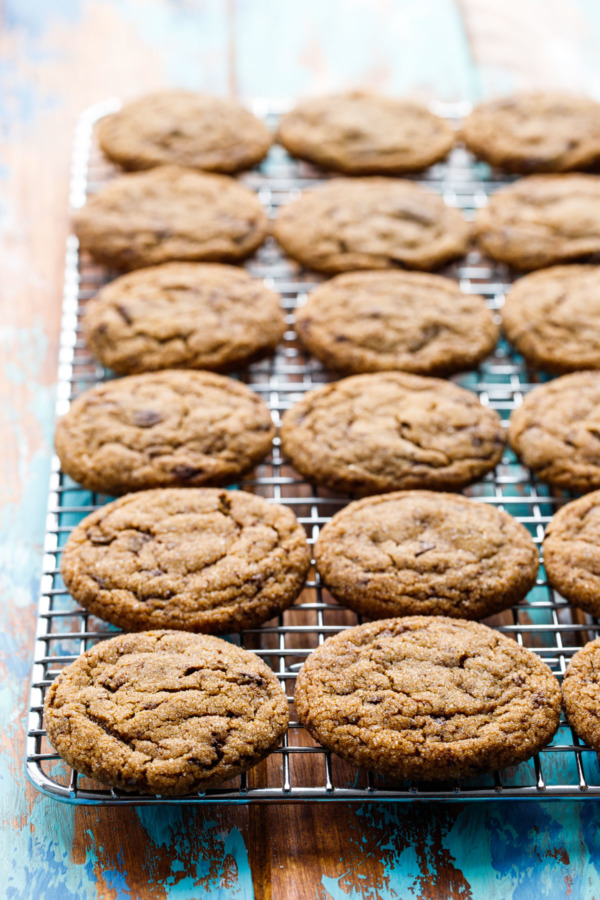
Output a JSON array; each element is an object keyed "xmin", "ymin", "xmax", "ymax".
[{"xmin": 25, "ymin": 98, "xmax": 600, "ymax": 805}]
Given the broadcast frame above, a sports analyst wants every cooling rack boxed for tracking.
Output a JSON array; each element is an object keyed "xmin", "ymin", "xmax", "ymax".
[{"xmin": 25, "ymin": 98, "xmax": 600, "ymax": 805}]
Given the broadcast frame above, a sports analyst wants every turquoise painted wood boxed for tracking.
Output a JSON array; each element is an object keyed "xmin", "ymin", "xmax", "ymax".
[{"xmin": 4, "ymin": 0, "xmax": 600, "ymax": 897}]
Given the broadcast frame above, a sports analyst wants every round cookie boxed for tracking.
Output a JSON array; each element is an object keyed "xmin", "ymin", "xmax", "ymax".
[
  {"xmin": 277, "ymin": 91, "xmax": 455, "ymax": 174},
  {"xmin": 462, "ymin": 92, "xmax": 600, "ymax": 174},
  {"xmin": 280, "ymin": 372, "xmax": 505, "ymax": 495},
  {"xmin": 475, "ymin": 174, "xmax": 600, "ymax": 270},
  {"xmin": 61, "ymin": 488, "xmax": 311, "ymax": 633},
  {"xmin": 508, "ymin": 371, "xmax": 600, "ymax": 492},
  {"xmin": 543, "ymin": 490, "xmax": 600, "ymax": 615},
  {"xmin": 562, "ymin": 638, "xmax": 600, "ymax": 753},
  {"xmin": 73, "ymin": 166, "xmax": 268, "ymax": 270},
  {"xmin": 502, "ymin": 265, "xmax": 600, "ymax": 374},
  {"xmin": 98, "ymin": 91, "xmax": 272, "ymax": 173},
  {"xmin": 54, "ymin": 370, "xmax": 274, "ymax": 495},
  {"xmin": 294, "ymin": 616, "xmax": 561, "ymax": 781},
  {"xmin": 315, "ymin": 491, "xmax": 539, "ymax": 620},
  {"xmin": 83, "ymin": 263, "xmax": 286, "ymax": 375},
  {"xmin": 295, "ymin": 270, "xmax": 498, "ymax": 376},
  {"xmin": 273, "ymin": 178, "xmax": 470, "ymax": 274},
  {"xmin": 44, "ymin": 630, "xmax": 289, "ymax": 795}
]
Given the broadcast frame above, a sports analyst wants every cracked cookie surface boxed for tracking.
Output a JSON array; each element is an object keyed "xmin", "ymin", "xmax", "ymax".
[
  {"xmin": 315, "ymin": 491, "xmax": 538, "ymax": 620},
  {"xmin": 98, "ymin": 91, "xmax": 272, "ymax": 173},
  {"xmin": 273, "ymin": 177, "xmax": 470, "ymax": 274},
  {"xmin": 73, "ymin": 166, "xmax": 268, "ymax": 270},
  {"xmin": 44, "ymin": 630, "xmax": 289, "ymax": 795},
  {"xmin": 475, "ymin": 174, "xmax": 600, "ymax": 270},
  {"xmin": 508, "ymin": 371, "xmax": 600, "ymax": 491},
  {"xmin": 562, "ymin": 637, "xmax": 600, "ymax": 754},
  {"xmin": 295, "ymin": 270, "xmax": 498, "ymax": 376},
  {"xmin": 61, "ymin": 488, "xmax": 311, "ymax": 633},
  {"xmin": 543, "ymin": 490, "xmax": 600, "ymax": 615},
  {"xmin": 280, "ymin": 372, "xmax": 505, "ymax": 495},
  {"xmin": 277, "ymin": 91, "xmax": 454, "ymax": 174},
  {"xmin": 294, "ymin": 616, "xmax": 561, "ymax": 780},
  {"xmin": 83, "ymin": 262, "xmax": 285, "ymax": 375},
  {"xmin": 54, "ymin": 370, "xmax": 274, "ymax": 495}
]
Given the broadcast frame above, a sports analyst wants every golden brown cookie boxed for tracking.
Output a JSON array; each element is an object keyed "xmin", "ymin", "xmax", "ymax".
[
  {"xmin": 295, "ymin": 270, "xmax": 498, "ymax": 375},
  {"xmin": 543, "ymin": 490, "xmax": 600, "ymax": 615},
  {"xmin": 463, "ymin": 92, "xmax": 600, "ymax": 173},
  {"xmin": 502, "ymin": 265, "xmax": 600, "ymax": 373},
  {"xmin": 278, "ymin": 91, "xmax": 455, "ymax": 174},
  {"xmin": 98, "ymin": 91, "xmax": 272, "ymax": 173},
  {"xmin": 294, "ymin": 616, "xmax": 561, "ymax": 781},
  {"xmin": 475, "ymin": 174, "xmax": 600, "ymax": 270},
  {"xmin": 315, "ymin": 491, "xmax": 539, "ymax": 620},
  {"xmin": 60, "ymin": 488, "xmax": 311, "ymax": 633},
  {"xmin": 562, "ymin": 638, "xmax": 600, "ymax": 753},
  {"xmin": 54, "ymin": 370, "xmax": 274, "ymax": 495},
  {"xmin": 83, "ymin": 263, "xmax": 285, "ymax": 375},
  {"xmin": 44, "ymin": 630, "xmax": 289, "ymax": 795},
  {"xmin": 280, "ymin": 372, "xmax": 505, "ymax": 495},
  {"xmin": 273, "ymin": 178, "xmax": 470, "ymax": 274},
  {"xmin": 74, "ymin": 166, "xmax": 267, "ymax": 270},
  {"xmin": 508, "ymin": 371, "xmax": 600, "ymax": 492}
]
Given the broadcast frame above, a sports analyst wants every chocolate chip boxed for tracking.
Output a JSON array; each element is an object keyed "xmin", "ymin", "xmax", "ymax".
[{"xmin": 132, "ymin": 409, "xmax": 163, "ymax": 428}]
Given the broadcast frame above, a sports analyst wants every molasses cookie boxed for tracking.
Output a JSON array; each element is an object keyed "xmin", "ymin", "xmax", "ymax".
[
  {"xmin": 83, "ymin": 263, "xmax": 285, "ymax": 375},
  {"xmin": 278, "ymin": 91, "xmax": 454, "ymax": 174},
  {"xmin": 562, "ymin": 637, "xmax": 600, "ymax": 753},
  {"xmin": 294, "ymin": 616, "xmax": 561, "ymax": 781},
  {"xmin": 315, "ymin": 491, "xmax": 538, "ymax": 620},
  {"xmin": 54, "ymin": 370, "xmax": 274, "ymax": 494},
  {"xmin": 44, "ymin": 630, "xmax": 289, "ymax": 795},
  {"xmin": 280, "ymin": 372, "xmax": 505, "ymax": 495},
  {"xmin": 74, "ymin": 166, "xmax": 267, "ymax": 270},
  {"xmin": 295, "ymin": 270, "xmax": 498, "ymax": 375},
  {"xmin": 273, "ymin": 178, "xmax": 470, "ymax": 274},
  {"xmin": 543, "ymin": 490, "xmax": 600, "ymax": 615}
]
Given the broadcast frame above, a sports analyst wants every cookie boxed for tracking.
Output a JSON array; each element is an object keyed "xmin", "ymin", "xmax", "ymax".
[
  {"xmin": 54, "ymin": 370, "xmax": 274, "ymax": 495},
  {"xmin": 44, "ymin": 630, "xmax": 289, "ymax": 795},
  {"xmin": 462, "ymin": 92, "xmax": 600, "ymax": 174},
  {"xmin": 60, "ymin": 488, "xmax": 311, "ymax": 633},
  {"xmin": 295, "ymin": 270, "xmax": 498, "ymax": 376},
  {"xmin": 294, "ymin": 616, "xmax": 561, "ymax": 781},
  {"xmin": 73, "ymin": 166, "xmax": 267, "ymax": 270},
  {"xmin": 280, "ymin": 372, "xmax": 505, "ymax": 495},
  {"xmin": 562, "ymin": 638, "xmax": 600, "ymax": 753},
  {"xmin": 83, "ymin": 263, "xmax": 285, "ymax": 375},
  {"xmin": 273, "ymin": 178, "xmax": 470, "ymax": 274},
  {"xmin": 98, "ymin": 91, "xmax": 272, "ymax": 173},
  {"xmin": 543, "ymin": 490, "xmax": 600, "ymax": 616},
  {"xmin": 277, "ymin": 91, "xmax": 455, "ymax": 174},
  {"xmin": 502, "ymin": 265, "xmax": 600, "ymax": 373},
  {"xmin": 475, "ymin": 174, "xmax": 600, "ymax": 270},
  {"xmin": 508, "ymin": 371, "xmax": 600, "ymax": 492},
  {"xmin": 315, "ymin": 491, "xmax": 538, "ymax": 620}
]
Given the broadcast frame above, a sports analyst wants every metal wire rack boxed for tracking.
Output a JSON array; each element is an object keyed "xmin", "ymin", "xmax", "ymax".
[{"xmin": 25, "ymin": 98, "xmax": 600, "ymax": 804}]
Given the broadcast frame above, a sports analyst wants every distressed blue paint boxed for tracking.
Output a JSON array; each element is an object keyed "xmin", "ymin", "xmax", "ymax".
[{"xmin": 3, "ymin": 0, "xmax": 82, "ymax": 36}]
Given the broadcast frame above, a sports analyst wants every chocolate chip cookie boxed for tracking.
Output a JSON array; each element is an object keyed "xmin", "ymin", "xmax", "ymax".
[
  {"xmin": 61, "ymin": 488, "xmax": 311, "ymax": 633},
  {"xmin": 278, "ymin": 91, "xmax": 455, "ymax": 174},
  {"xmin": 462, "ymin": 92, "xmax": 600, "ymax": 173},
  {"xmin": 475, "ymin": 174, "xmax": 600, "ymax": 270},
  {"xmin": 44, "ymin": 630, "xmax": 289, "ymax": 795},
  {"xmin": 294, "ymin": 616, "xmax": 561, "ymax": 781},
  {"xmin": 502, "ymin": 265, "xmax": 600, "ymax": 373},
  {"xmin": 508, "ymin": 371, "xmax": 600, "ymax": 491},
  {"xmin": 315, "ymin": 491, "xmax": 538, "ymax": 620},
  {"xmin": 295, "ymin": 270, "xmax": 498, "ymax": 376},
  {"xmin": 74, "ymin": 166, "xmax": 267, "ymax": 270},
  {"xmin": 562, "ymin": 638, "xmax": 600, "ymax": 754},
  {"xmin": 273, "ymin": 178, "xmax": 470, "ymax": 274},
  {"xmin": 98, "ymin": 91, "xmax": 272, "ymax": 173},
  {"xmin": 543, "ymin": 490, "xmax": 600, "ymax": 615},
  {"xmin": 83, "ymin": 263, "xmax": 285, "ymax": 375},
  {"xmin": 54, "ymin": 370, "xmax": 274, "ymax": 494},
  {"xmin": 280, "ymin": 372, "xmax": 505, "ymax": 495}
]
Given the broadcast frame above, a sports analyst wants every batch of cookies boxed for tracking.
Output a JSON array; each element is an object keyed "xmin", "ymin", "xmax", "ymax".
[{"xmin": 45, "ymin": 89, "xmax": 600, "ymax": 796}]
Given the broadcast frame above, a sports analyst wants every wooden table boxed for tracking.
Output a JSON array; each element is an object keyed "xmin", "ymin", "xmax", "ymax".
[{"xmin": 3, "ymin": 1, "xmax": 600, "ymax": 896}]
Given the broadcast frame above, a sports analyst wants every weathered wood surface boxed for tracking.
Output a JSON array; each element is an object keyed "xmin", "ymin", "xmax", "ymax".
[{"xmin": 3, "ymin": 1, "xmax": 600, "ymax": 897}]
